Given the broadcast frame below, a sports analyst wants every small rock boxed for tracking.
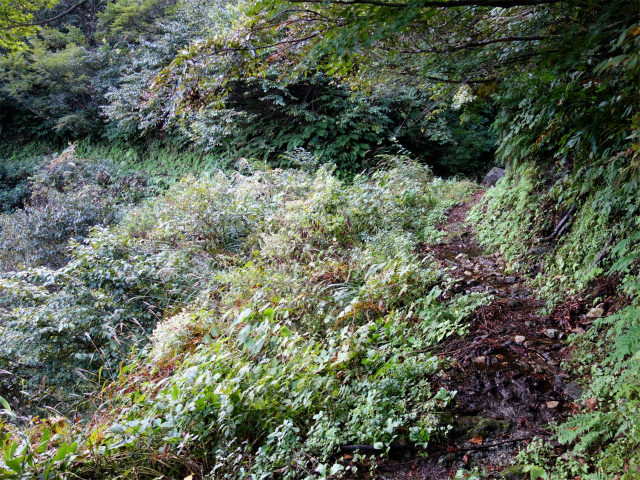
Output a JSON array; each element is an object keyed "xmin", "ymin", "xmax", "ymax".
[
  {"xmin": 544, "ymin": 328, "xmax": 559, "ymax": 339},
  {"xmin": 473, "ymin": 356, "xmax": 487, "ymax": 364},
  {"xmin": 62, "ymin": 170, "xmax": 73, "ymax": 178},
  {"xmin": 563, "ymin": 381, "xmax": 583, "ymax": 400},
  {"xmin": 456, "ymin": 253, "xmax": 470, "ymax": 262},
  {"xmin": 514, "ymin": 335, "xmax": 526, "ymax": 344},
  {"xmin": 586, "ymin": 307, "xmax": 604, "ymax": 318},
  {"xmin": 481, "ymin": 166, "xmax": 506, "ymax": 187},
  {"xmin": 546, "ymin": 400, "xmax": 559, "ymax": 409},
  {"xmin": 464, "ymin": 270, "xmax": 473, "ymax": 276}
]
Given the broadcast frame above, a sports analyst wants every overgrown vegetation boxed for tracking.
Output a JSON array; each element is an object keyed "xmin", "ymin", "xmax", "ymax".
[
  {"xmin": 0, "ymin": 0, "xmax": 638, "ymax": 478},
  {"xmin": 1, "ymin": 157, "xmax": 487, "ymax": 478}
]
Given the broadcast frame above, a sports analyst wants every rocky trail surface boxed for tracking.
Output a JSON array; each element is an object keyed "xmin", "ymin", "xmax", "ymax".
[{"xmin": 352, "ymin": 191, "xmax": 593, "ymax": 479}]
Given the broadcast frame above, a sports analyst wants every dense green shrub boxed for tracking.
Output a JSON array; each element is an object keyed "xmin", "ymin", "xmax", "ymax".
[
  {"xmin": 75, "ymin": 139, "xmax": 234, "ymax": 184},
  {"xmin": 0, "ymin": 0, "xmax": 497, "ymax": 179},
  {"xmin": 99, "ymin": 0, "xmax": 241, "ymax": 142},
  {"xmin": 468, "ymin": 8, "xmax": 640, "ymax": 475},
  {"xmin": 0, "ymin": 145, "xmax": 154, "ymax": 271},
  {"xmin": 0, "ymin": 185, "xmax": 116, "ymax": 270},
  {"xmin": 0, "ymin": 158, "xmax": 487, "ymax": 478},
  {"xmin": 0, "ymin": 228, "xmax": 201, "ymax": 413},
  {"xmin": 0, "ymin": 26, "xmax": 102, "ymax": 137},
  {"xmin": 0, "ymin": 143, "xmax": 52, "ymax": 213}
]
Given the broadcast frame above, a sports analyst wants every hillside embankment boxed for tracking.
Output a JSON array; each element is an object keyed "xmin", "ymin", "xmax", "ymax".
[{"xmin": 358, "ymin": 193, "xmax": 615, "ymax": 479}]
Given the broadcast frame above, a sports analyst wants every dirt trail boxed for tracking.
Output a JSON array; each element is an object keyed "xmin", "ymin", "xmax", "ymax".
[{"xmin": 368, "ymin": 191, "xmax": 583, "ymax": 479}]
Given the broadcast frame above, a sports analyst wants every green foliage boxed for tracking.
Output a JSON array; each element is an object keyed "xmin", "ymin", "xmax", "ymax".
[
  {"xmin": 463, "ymin": 6, "xmax": 640, "ymax": 476},
  {"xmin": 75, "ymin": 139, "xmax": 234, "ymax": 185},
  {"xmin": 183, "ymin": 73, "xmax": 398, "ymax": 177},
  {"xmin": 0, "ymin": 227, "xmax": 199, "ymax": 413},
  {"xmin": 0, "ymin": 183, "xmax": 117, "ymax": 270},
  {"xmin": 0, "ymin": 158, "xmax": 486, "ymax": 478},
  {"xmin": 0, "ymin": 145, "xmax": 154, "ymax": 271},
  {"xmin": 0, "ymin": 25, "xmax": 101, "ymax": 136},
  {"xmin": 519, "ymin": 223, "xmax": 640, "ymax": 479},
  {"xmin": 99, "ymin": 0, "xmax": 241, "ymax": 141},
  {"xmin": 97, "ymin": 0, "xmax": 178, "ymax": 43},
  {"xmin": 399, "ymin": 97, "xmax": 497, "ymax": 177},
  {"xmin": 0, "ymin": 0, "xmax": 57, "ymax": 50},
  {"xmin": 469, "ymin": 164, "xmax": 543, "ymax": 268},
  {"xmin": 144, "ymin": 3, "xmax": 497, "ymax": 177},
  {"xmin": 96, "ymin": 309, "xmax": 451, "ymax": 479},
  {"xmin": 1, "ymin": 0, "xmax": 498, "ymax": 179},
  {"xmin": 471, "ymin": 155, "xmax": 640, "ymax": 305},
  {"xmin": 471, "ymin": 9, "xmax": 640, "ymax": 471},
  {"xmin": 471, "ymin": 1, "xmax": 639, "ymax": 298},
  {"xmin": 518, "ymin": 299, "xmax": 640, "ymax": 479},
  {"xmin": 1, "ymin": 0, "xmax": 638, "ymax": 477},
  {"xmin": 124, "ymin": 171, "xmax": 272, "ymax": 254},
  {"xmin": 0, "ymin": 143, "xmax": 49, "ymax": 213}
]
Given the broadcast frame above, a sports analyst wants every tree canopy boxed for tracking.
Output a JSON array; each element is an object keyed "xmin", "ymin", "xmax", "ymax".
[
  {"xmin": 0, "ymin": 0, "xmax": 92, "ymax": 49},
  {"xmin": 152, "ymin": 0, "xmax": 638, "ymax": 179}
]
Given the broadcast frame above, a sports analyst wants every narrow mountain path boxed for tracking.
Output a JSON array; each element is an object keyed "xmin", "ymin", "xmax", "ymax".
[{"xmin": 368, "ymin": 190, "xmax": 582, "ymax": 479}]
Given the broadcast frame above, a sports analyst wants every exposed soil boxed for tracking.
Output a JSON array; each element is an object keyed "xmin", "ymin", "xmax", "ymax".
[{"xmin": 348, "ymin": 190, "xmax": 594, "ymax": 479}]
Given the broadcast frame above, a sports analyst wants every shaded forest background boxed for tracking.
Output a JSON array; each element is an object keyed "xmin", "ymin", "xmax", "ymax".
[{"xmin": 0, "ymin": 0, "xmax": 497, "ymax": 193}]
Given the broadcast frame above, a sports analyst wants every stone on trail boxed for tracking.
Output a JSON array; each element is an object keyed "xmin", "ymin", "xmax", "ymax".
[
  {"xmin": 544, "ymin": 328, "xmax": 559, "ymax": 339},
  {"xmin": 586, "ymin": 307, "xmax": 604, "ymax": 318},
  {"xmin": 481, "ymin": 167, "xmax": 506, "ymax": 187},
  {"xmin": 514, "ymin": 335, "xmax": 526, "ymax": 344},
  {"xmin": 563, "ymin": 381, "xmax": 584, "ymax": 400}
]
